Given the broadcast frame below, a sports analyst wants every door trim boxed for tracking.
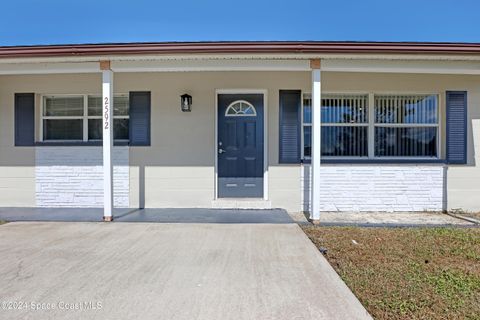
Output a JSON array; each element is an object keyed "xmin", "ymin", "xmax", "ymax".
[{"xmin": 215, "ymin": 89, "xmax": 268, "ymax": 200}]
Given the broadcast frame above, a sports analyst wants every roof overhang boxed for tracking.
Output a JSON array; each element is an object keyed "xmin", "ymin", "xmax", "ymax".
[
  {"xmin": 2, "ymin": 41, "xmax": 480, "ymax": 59},
  {"xmin": 0, "ymin": 41, "xmax": 480, "ymax": 75}
]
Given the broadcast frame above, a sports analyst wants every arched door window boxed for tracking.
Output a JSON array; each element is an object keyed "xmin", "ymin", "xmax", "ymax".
[{"xmin": 225, "ymin": 100, "xmax": 257, "ymax": 116}]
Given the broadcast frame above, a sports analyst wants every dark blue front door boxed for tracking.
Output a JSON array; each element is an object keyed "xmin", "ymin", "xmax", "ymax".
[{"xmin": 218, "ymin": 94, "xmax": 264, "ymax": 198}]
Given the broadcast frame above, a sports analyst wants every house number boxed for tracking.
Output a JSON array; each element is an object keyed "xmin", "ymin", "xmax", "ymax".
[{"xmin": 104, "ymin": 97, "xmax": 109, "ymax": 129}]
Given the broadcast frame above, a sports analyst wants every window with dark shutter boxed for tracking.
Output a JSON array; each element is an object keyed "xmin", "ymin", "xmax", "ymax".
[
  {"xmin": 446, "ymin": 91, "xmax": 467, "ymax": 164},
  {"xmin": 15, "ymin": 93, "xmax": 35, "ymax": 146},
  {"xmin": 279, "ymin": 90, "xmax": 301, "ymax": 163},
  {"xmin": 129, "ymin": 92, "xmax": 151, "ymax": 146}
]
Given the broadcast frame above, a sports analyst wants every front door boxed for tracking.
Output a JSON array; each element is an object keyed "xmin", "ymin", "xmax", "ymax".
[{"xmin": 217, "ymin": 94, "xmax": 264, "ymax": 198}]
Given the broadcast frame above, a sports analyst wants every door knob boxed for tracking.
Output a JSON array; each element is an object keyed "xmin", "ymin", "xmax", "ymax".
[{"xmin": 218, "ymin": 148, "xmax": 226, "ymax": 154}]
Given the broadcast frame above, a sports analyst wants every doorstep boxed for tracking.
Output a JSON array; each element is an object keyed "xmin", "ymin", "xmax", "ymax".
[{"xmin": 212, "ymin": 199, "xmax": 272, "ymax": 209}]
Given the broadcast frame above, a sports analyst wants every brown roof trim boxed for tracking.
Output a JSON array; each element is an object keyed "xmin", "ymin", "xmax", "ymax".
[{"xmin": 1, "ymin": 41, "xmax": 480, "ymax": 58}]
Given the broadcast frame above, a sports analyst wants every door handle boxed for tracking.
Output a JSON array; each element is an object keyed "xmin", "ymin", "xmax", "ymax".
[{"xmin": 218, "ymin": 148, "xmax": 226, "ymax": 154}]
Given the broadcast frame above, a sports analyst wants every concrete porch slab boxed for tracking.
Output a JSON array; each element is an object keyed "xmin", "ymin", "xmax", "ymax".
[{"xmin": 0, "ymin": 207, "xmax": 293, "ymax": 224}]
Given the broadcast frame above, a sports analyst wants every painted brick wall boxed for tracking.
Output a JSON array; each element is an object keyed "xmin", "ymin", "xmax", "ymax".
[
  {"xmin": 35, "ymin": 147, "xmax": 129, "ymax": 207},
  {"xmin": 301, "ymin": 165, "xmax": 445, "ymax": 212}
]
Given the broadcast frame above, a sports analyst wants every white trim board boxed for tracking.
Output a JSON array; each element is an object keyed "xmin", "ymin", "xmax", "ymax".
[
  {"xmin": 321, "ymin": 59, "xmax": 480, "ymax": 74},
  {"xmin": 3, "ymin": 53, "xmax": 480, "ymax": 65},
  {"xmin": 0, "ymin": 62, "xmax": 99, "ymax": 74},
  {"xmin": 0, "ymin": 60, "xmax": 310, "ymax": 75},
  {"xmin": 2, "ymin": 58, "xmax": 480, "ymax": 75},
  {"xmin": 214, "ymin": 89, "xmax": 269, "ymax": 201},
  {"xmin": 111, "ymin": 59, "xmax": 310, "ymax": 72}
]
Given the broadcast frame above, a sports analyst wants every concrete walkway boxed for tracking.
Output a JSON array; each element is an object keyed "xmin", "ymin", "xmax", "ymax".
[
  {"xmin": 0, "ymin": 222, "xmax": 371, "ymax": 320},
  {"xmin": 317, "ymin": 211, "xmax": 476, "ymax": 227}
]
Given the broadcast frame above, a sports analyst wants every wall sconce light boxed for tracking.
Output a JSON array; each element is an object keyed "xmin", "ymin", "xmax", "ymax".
[{"xmin": 181, "ymin": 94, "xmax": 192, "ymax": 112}]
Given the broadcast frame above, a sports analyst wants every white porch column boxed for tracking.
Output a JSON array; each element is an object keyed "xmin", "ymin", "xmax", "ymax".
[
  {"xmin": 101, "ymin": 61, "xmax": 114, "ymax": 221},
  {"xmin": 310, "ymin": 59, "xmax": 321, "ymax": 221}
]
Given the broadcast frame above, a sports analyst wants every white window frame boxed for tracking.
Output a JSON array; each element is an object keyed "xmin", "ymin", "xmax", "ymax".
[
  {"xmin": 301, "ymin": 91, "xmax": 442, "ymax": 160},
  {"xmin": 40, "ymin": 94, "xmax": 129, "ymax": 142},
  {"xmin": 40, "ymin": 94, "xmax": 85, "ymax": 142}
]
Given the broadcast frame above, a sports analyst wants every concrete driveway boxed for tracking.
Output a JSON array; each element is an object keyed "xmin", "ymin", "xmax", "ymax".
[{"xmin": 0, "ymin": 222, "xmax": 371, "ymax": 320}]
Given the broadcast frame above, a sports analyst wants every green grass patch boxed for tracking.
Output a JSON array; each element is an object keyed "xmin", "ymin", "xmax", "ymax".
[{"xmin": 302, "ymin": 226, "xmax": 480, "ymax": 320}]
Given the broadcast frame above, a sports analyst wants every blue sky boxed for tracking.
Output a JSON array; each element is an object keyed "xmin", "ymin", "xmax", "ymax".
[{"xmin": 1, "ymin": 0, "xmax": 479, "ymax": 46}]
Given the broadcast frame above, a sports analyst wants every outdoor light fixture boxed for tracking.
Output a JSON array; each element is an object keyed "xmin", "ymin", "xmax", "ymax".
[{"xmin": 181, "ymin": 94, "xmax": 192, "ymax": 112}]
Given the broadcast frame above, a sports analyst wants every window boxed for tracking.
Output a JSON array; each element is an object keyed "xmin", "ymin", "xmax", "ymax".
[
  {"xmin": 225, "ymin": 100, "xmax": 257, "ymax": 116},
  {"xmin": 87, "ymin": 96, "xmax": 129, "ymax": 140},
  {"xmin": 321, "ymin": 94, "xmax": 369, "ymax": 157},
  {"xmin": 374, "ymin": 95, "xmax": 438, "ymax": 157},
  {"xmin": 302, "ymin": 94, "xmax": 312, "ymax": 157},
  {"xmin": 41, "ymin": 95, "xmax": 129, "ymax": 141},
  {"xmin": 302, "ymin": 94, "xmax": 369, "ymax": 158},
  {"xmin": 43, "ymin": 96, "xmax": 84, "ymax": 140},
  {"xmin": 301, "ymin": 93, "xmax": 439, "ymax": 159}
]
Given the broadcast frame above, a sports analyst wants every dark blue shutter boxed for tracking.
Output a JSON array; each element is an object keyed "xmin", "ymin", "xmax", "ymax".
[
  {"xmin": 129, "ymin": 92, "xmax": 151, "ymax": 146},
  {"xmin": 446, "ymin": 91, "xmax": 467, "ymax": 164},
  {"xmin": 279, "ymin": 90, "xmax": 301, "ymax": 163},
  {"xmin": 14, "ymin": 93, "xmax": 35, "ymax": 146}
]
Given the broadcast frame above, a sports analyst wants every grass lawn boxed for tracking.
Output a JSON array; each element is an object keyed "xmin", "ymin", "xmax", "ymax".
[
  {"xmin": 302, "ymin": 226, "xmax": 480, "ymax": 320},
  {"xmin": 0, "ymin": 220, "xmax": 6, "ymax": 225}
]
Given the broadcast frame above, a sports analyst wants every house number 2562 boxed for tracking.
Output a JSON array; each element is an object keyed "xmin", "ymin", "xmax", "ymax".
[{"xmin": 104, "ymin": 97, "xmax": 109, "ymax": 129}]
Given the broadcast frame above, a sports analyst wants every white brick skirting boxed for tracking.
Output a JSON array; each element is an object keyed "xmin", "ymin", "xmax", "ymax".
[
  {"xmin": 302, "ymin": 164, "xmax": 445, "ymax": 212},
  {"xmin": 35, "ymin": 147, "xmax": 129, "ymax": 207}
]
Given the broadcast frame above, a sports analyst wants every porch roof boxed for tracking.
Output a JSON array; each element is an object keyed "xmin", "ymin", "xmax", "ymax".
[
  {"xmin": 1, "ymin": 41, "xmax": 480, "ymax": 75},
  {"xmin": 1, "ymin": 41, "xmax": 480, "ymax": 59}
]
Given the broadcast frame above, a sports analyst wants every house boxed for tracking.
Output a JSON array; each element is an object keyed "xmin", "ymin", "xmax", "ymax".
[{"xmin": 0, "ymin": 41, "xmax": 478, "ymax": 221}]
